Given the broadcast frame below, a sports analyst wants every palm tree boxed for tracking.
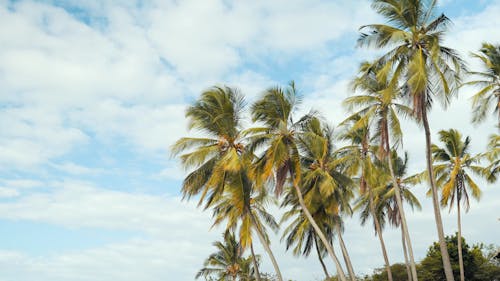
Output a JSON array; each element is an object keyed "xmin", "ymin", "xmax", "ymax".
[
  {"xmin": 338, "ymin": 114, "xmax": 395, "ymax": 281},
  {"xmin": 299, "ymin": 118, "xmax": 357, "ymax": 280},
  {"xmin": 485, "ymin": 134, "xmax": 499, "ymax": 182},
  {"xmin": 344, "ymin": 60, "xmax": 418, "ymax": 281},
  {"xmin": 358, "ymin": 2, "xmax": 466, "ymax": 280},
  {"xmin": 246, "ymin": 83, "xmax": 348, "ymax": 281},
  {"xmin": 465, "ymin": 43, "xmax": 500, "ymax": 127},
  {"xmin": 281, "ymin": 117, "xmax": 357, "ymax": 281},
  {"xmin": 353, "ymin": 158, "xmax": 394, "ymax": 281},
  {"xmin": 171, "ymin": 86, "xmax": 246, "ymax": 209},
  {"xmin": 171, "ymin": 86, "xmax": 283, "ymax": 281},
  {"xmin": 210, "ymin": 169, "xmax": 279, "ymax": 281},
  {"xmin": 383, "ymin": 152, "xmax": 422, "ymax": 281},
  {"xmin": 431, "ymin": 129, "xmax": 490, "ymax": 281},
  {"xmin": 281, "ymin": 198, "xmax": 336, "ymax": 280},
  {"xmin": 196, "ymin": 231, "xmax": 254, "ymax": 281}
]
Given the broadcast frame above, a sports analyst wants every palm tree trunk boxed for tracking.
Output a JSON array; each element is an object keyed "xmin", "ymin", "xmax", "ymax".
[
  {"xmin": 315, "ymin": 235, "xmax": 331, "ymax": 279},
  {"xmin": 250, "ymin": 242, "xmax": 262, "ymax": 281},
  {"xmin": 369, "ymin": 191, "xmax": 393, "ymax": 281},
  {"xmin": 457, "ymin": 197, "xmax": 465, "ymax": 281},
  {"xmin": 249, "ymin": 213, "xmax": 284, "ymax": 281},
  {"xmin": 336, "ymin": 224, "xmax": 356, "ymax": 281},
  {"xmin": 401, "ymin": 226, "xmax": 412, "ymax": 281},
  {"xmin": 293, "ymin": 183, "xmax": 348, "ymax": 281},
  {"xmin": 384, "ymin": 134, "xmax": 418, "ymax": 281},
  {"xmin": 422, "ymin": 108, "xmax": 455, "ymax": 281}
]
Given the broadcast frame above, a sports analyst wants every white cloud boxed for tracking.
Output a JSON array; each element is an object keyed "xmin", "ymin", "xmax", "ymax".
[
  {"xmin": 0, "ymin": 2, "xmax": 186, "ymax": 168},
  {"xmin": 156, "ymin": 165, "xmax": 184, "ymax": 181},
  {"xmin": 69, "ymin": 101, "xmax": 188, "ymax": 152},
  {"xmin": 50, "ymin": 162, "xmax": 104, "ymax": 176},
  {"xmin": 0, "ymin": 239, "xmax": 215, "ymax": 281},
  {"xmin": 0, "ymin": 106, "xmax": 88, "ymax": 169},
  {"xmin": 0, "ymin": 187, "xmax": 20, "ymax": 198},
  {"xmin": 0, "ymin": 180, "xmax": 209, "ymax": 237},
  {"xmin": 0, "ymin": 179, "xmax": 44, "ymax": 189},
  {"xmin": 0, "ymin": 0, "xmax": 379, "ymax": 168}
]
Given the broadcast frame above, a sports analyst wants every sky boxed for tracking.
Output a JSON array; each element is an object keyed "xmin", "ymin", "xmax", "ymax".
[{"xmin": 0, "ymin": 0, "xmax": 499, "ymax": 280}]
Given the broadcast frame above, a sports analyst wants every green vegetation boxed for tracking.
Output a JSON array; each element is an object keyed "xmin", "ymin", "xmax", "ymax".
[
  {"xmin": 417, "ymin": 234, "xmax": 499, "ymax": 281},
  {"xmin": 335, "ymin": 235, "xmax": 499, "ymax": 281},
  {"xmin": 171, "ymin": 1, "xmax": 499, "ymax": 280}
]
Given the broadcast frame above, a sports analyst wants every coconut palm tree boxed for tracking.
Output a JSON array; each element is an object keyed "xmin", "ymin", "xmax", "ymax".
[
  {"xmin": 485, "ymin": 134, "xmax": 499, "ymax": 182},
  {"xmin": 171, "ymin": 86, "xmax": 283, "ymax": 281},
  {"xmin": 465, "ymin": 43, "xmax": 500, "ymax": 127},
  {"xmin": 431, "ymin": 129, "xmax": 490, "ymax": 281},
  {"xmin": 281, "ymin": 117, "xmax": 356, "ymax": 281},
  {"xmin": 353, "ymin": 158, "xmax": 394, "ymax": 281},
  {"xmin": 299, "ymin": 118, "xmax": 357, "ymax": 280},
  {"xmin": 358, "ymin": 1, "xmax": 466, "ymax": 279},
  {"xmin": 246, "ymin": 83, "xmax": 348, "ymax": 281},
  {"xmin": 338, "ymin": 114, "xmax": 395, "ymax": 281},
  {"xmin": 171, "ymin": 86, "xmax": 245, "ymax": 209},
  {"xmin": 210, "ymin": 169, "xmax": 279, "ymax": 281},
  {"xmin": 337, "ymin": 114, "xmax": 371, "ymax": 197},
  {"xmin": 196, "ymin": 231, "xmax": 254, "ymax": 281},
  {"xmin": 281, "ymin": 198, "xmax": 336, "ymax": 280},
  {"xmin": 344, "ymin": 60, "xmax": 418, "ymax": 281},
  {"xmin": 382, "ymin": 152, "xmax": 422, "ymax": 281}
]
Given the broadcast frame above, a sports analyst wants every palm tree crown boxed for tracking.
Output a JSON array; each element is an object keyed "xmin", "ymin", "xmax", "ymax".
[
  {"xmin": 345, "ymin": 60, "xmax": 412, "ymax": 158},
  {"xmin": 196, "ymin": 231, "xmax": 254, "ymax": 281},
  {"xmin": 432, "ymin": 129, "xmax": 486, "ymax": 211},
  {"xmin": 171, "ymin": 86, "xmax": 246, "ymax": 209},
  {"xmin": 358, "ymin": 0, "xmax": 466, "ymax": 118},
  {"xmin": 383, "ymin": 152, "xmax": 422, "ymax": 228},
  {"xmin": 247, "ymin": 82, "xmax": 305, "ymax": 196},
  {"xmin": 466, "ymin": 43, "xmax": 500, "ymax": 126}
]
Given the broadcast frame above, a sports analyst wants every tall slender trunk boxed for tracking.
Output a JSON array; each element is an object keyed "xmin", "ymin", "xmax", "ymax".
[
  {"xmin": 422, "ymin": 108, "xmax": 455, "ymax": 281},
  {"xmin": 401, "ymin": 226, "xmax": 412, "ymax": 281},
  {"xmin": 457, "ymin": 197, "xmax": 465, "ymax": 281},
  {"xmin": 315, "ymin": 235, "xmax": 331, "ymax": 279},
  {"xmin": 250, "ymin": 242, "xmax": 262, "ymax": 281},
  {"xmin": 336, "ymin": 224, "xmax": 356, "ymax": 281},
  {"xmin": 369, "ymin": 190, "xmax": 393, "ymax": 281},
  {"xmin": 383, "ymin": 131, "xmax": 418, "ymax": 281},
  {"xmin": 249, "ymin": 213, "xmax": 284, "ymax": 281},
  {"xmin": 293, "ymin": 183, "xmax": 348, "ymax": 281}
]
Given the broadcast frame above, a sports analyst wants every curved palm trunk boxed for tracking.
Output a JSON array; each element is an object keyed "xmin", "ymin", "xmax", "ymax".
[
  {"xmin": 457, "ymin": 197, "xmax": 465, "ymax": 281},
  {"xmin": 293, "ymin": 183, "xmax": 348, "ymax": 281},
  {"xmin": 422, "ymin": 108, "xmax": 455, "ymax": 281},
  {"xmin": 369, "ymin": 191, "xmax": 393, "ymax": 281},
  {"xmin": 250, "ymin": 242, "xmax": 262, "ymax": 281},
  {"xmin": 383, "ymin": 131, "xmax": 418, "ymax": 281},
  {"xmin": 249, "ymin": 213, "xmax": 283, "ymax": 281},
  {"xmin": 336, "ymin": 224, "xmax": 356, "ymax": 281},
  {"xmin": 315, "ymin": 235, "xmax": 331, "ymax": 279},
  {"xmin": 401, "ymin": 226, "xmax": 412, "ymax": 281}
]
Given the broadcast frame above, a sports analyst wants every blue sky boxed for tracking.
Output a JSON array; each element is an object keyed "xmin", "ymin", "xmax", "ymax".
[{"xmin": 0, "ymin": 0, "xmax": 499, "ymax": 280}]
